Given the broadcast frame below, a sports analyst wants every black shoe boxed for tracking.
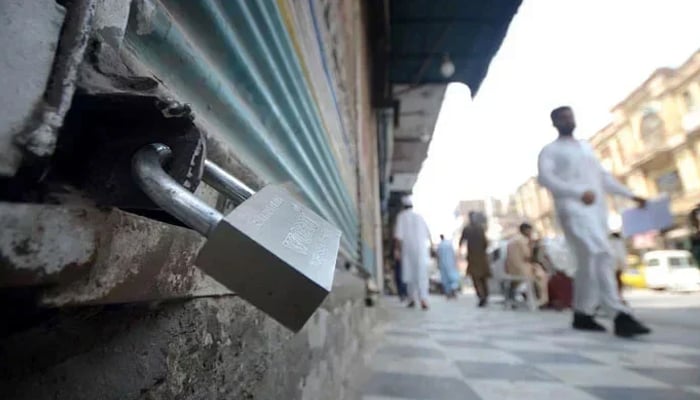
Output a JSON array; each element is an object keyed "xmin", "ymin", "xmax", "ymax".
[
  {"xmin": 407, "ymin": 301, "xmax": 416, "ymax": 309},
  {"xmin": 572, "ymin": 312, "xmax": 606, "ymax": 332},
  {"xmin": 478, "ymin": 299, "xmax": 487, "ymax": 308},
  {"xmin": 614, "ymin": 313, "xmax": 651, "ymax": 338}
]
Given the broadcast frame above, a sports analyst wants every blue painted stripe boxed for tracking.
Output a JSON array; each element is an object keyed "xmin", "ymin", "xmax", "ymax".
[
  {"xmin": 306, "ymin": 0, "xmax": 356, "ymax": 168},
  {"xmin": 123, "ymin": 0, "xmax": 360, "ymax": 258}
]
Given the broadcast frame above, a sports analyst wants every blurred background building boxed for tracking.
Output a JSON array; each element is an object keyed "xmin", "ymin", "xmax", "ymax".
[
  {"xmin": 454, "ymin": 197, "xmax": 522, "ymax": 241},
  {"xmin": 511, "ymin": 49, "xmax": 700, "ymax": 250},
  {"xmin": 590, "ymin": 49, "xmax": 700, "ymax": 250}
]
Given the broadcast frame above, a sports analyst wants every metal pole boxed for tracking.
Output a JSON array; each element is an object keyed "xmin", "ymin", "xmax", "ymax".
[
  {"xmin": 132, "ymin": 143, "xmax": 222, "ymax": 236},
  {"xmin": 202, "ymin": 159, "xmax": 255, "ymax": 206}
]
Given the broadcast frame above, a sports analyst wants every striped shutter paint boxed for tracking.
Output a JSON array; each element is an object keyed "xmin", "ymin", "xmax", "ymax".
[{"xmin": 123, "ymin": 0, "xmax": 368, "ymax": 268}]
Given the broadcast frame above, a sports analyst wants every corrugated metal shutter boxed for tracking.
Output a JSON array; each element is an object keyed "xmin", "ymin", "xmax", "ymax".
[{"xmin": 123, "ymin": 0, "xmax": 362, "ymax": 264}]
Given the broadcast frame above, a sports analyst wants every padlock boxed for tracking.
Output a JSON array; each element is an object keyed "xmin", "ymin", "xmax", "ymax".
[{"xmin": 132, "ymin": 143, "xmax": 341, "ymax": 332}]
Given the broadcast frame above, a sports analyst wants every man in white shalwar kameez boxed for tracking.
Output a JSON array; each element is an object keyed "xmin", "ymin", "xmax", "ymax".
[
  {"xmin": 394, "ymin": 196, "xmax": 433, "ymax": 310},
  {"xmin": 538, "ymin": 106, "xmax": 651, "ymax": 337}
]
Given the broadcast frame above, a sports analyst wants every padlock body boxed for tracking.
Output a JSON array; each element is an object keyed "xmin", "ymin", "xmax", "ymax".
[{"xmin": 195, "ymin": 184, "xmax": 341, "ymax": 331}]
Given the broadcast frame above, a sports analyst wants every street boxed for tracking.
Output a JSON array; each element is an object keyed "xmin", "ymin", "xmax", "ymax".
[{"xmin": 353, "ymin": 289, "xmax": 700, "ymax": 400}]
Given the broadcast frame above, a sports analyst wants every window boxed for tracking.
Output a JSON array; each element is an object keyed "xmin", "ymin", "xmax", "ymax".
[
  {"xmin": 668, "ymin": 256, "xmax": 696, "ymax": 269},
  {"xmin": 683, "ymin": 91, "xmax": 696, "ymax": 112},
  {"xmin": 640, "ymin": 110, "xmax": 665, "ymax": 147},
  {"xmin": 647, "ymin": 258, "xmax": 661, "ymax": 267},
  {"xmin": 655, "ymin": 170, "xmax": 683, "ymax": 196}
]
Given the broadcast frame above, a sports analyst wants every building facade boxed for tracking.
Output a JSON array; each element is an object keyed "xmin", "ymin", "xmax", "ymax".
[
  {"xmin": 454, "ymin": 197, "xmax": 523, "ymax": 241},
  {"xmin": 512, "ymin": 177, "xmax": 557, "ymax": 239},
  {"xmin": 590, "ymin": 50, "xmax": 700, "ymax": 249}
]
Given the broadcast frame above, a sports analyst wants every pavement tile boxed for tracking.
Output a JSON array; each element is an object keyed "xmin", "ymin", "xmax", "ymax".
[
  {"xmin": 631, "ymin": 367, "xmax": 700, "ymax": 386},
  {"xmin": 435, "ymin": 339, "xmax": 494, "ymax": 348},
  {"xmin": 583, "ymin": 387, "xmax": 700, "ymax": 400},
  {"xmin": 489, "ymin": 339, "xmax": 570, "ymax": 352},
  {"xmin": 619, "ymin": 342, "xmax": 700, "ymax": 356},
  {"xmin": 456, "ymin": 361, "xmax": 557, "ymax": 381},
  {"xmin": 535, "ymin": 365, "xmax": 669, "ymax": 388},
  {"xmin": 363, "ymin": 372, "xmax": 480, "ymax": 400},
  {"xmin": 426, "ymin": 327, "xmax": 472, "ymax": 334},
  {"xmin": 356, "ymin": 292, "xmax": 700, "ymax": 400},
  {"xmin": 377, "ymin": 345, "xmax": 445, "ymax": 359},
  {"xmin": 510, "ymin": 350, "xmax": 600, "ymax": 364},
  {"xmin": 445, "ymin": 347, "xmax": 524, "ymax": 364},
  {"xmin": 370, "ymin": 354, "xmax": 462, "ymax": 378},
  {"xmin": 677, "ymin": 354, "xmax": 700, "ymax": 367},
  {"xmin": 583, "ymin": 350, "xmax": 696, "ymax": 368},
  {"xmin": 549, "ymin": 341, "xmax": 623, "ymax": 352},
  {"xmin": 429, "ymin": 332, "xmax": 484, "ymax": 342},
  {"xmin": 382, "ymin": 334, "xmax": 442, "ymax": 349},
  {"xmin": 466, "ymin": 380, "xmax": 602, "ymax": 400},
  {"xmin": 384, "ymin": 330, "xmax": 430, "ymax": 338}
]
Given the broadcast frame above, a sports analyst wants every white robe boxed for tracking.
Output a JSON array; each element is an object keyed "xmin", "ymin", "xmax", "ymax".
[
  {"xmin": 610, "ymin": 237, "xmax": 628, "ymax": 272},
  {"xmin": 538, "ymin": 138, "xmax": 632, "ymax": 314},
  {"xmin": 394, "ymin": 209, "xmax": 431, "ymax": 301}
]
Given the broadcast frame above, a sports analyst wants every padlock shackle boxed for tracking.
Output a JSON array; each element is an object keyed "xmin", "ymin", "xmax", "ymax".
[
  {"xmin": 132, "ymin": 143, "xmax": 222, "ymax": 236},
  {"xmin": 202, "ymin": 160, "xmax": 255, "ymax": 207}
]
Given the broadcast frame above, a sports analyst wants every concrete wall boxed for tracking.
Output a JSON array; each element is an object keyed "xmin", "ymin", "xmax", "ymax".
[{"xmin": 0, "ymin": 270, "xmax": 376, "ymax": 400}]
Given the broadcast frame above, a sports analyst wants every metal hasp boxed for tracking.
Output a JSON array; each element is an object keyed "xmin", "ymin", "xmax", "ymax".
[{"xmin": 132, "ymin": 144, "xmax": 340, "ymax": 332}]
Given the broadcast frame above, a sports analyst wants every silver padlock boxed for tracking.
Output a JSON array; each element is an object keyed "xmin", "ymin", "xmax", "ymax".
[{"xmin": 132, "ymin": 143, "xmax": 341, "ymax": 331}]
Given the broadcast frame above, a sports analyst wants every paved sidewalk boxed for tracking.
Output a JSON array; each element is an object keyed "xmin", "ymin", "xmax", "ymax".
[{"xmin": 358, "ymin": 293, "xmax": 700, "ymax": 400}]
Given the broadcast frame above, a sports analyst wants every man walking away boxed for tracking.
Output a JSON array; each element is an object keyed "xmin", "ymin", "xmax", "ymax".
[
  {"xmin": 460, "ymin": 212, "xmax": 491, "ymax": 307},
  {"xmin": 538, "ymin": 106, "xmax": 651, "ymax": 337},
  {"xmin": 394, "ymin": 195, "xmax": 433, "ymax": 310},
  {"xmin": 393, "ymin": 257, "xmax": 408, "ymax": 302},
  {"xmin": 506, "ymin": 223, "xmax": 549, "ymax": 307},
  {"xmin": 436, "ymin": 234, "xmax": 460, "ymax": 298}
]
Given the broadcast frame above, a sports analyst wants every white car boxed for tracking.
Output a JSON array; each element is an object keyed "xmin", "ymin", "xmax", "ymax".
[{"xmin": 643, "ymin": 250, "xmax": 700, "ymax": 292}]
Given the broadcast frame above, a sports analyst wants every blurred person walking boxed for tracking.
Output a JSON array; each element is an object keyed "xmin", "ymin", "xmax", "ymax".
[
  {"xmin": 460, "ymin": 212, "xmax": 491, "ymax": 307},
  {"xmin": 394, "ymin": 196, "xmax": 433, "ymax": 310},
  {"xmin": 538, "ymin": 106, "xmax": 650, "ymax": 337},
  {"xmin": 392, "ymin": 257, "xmax": 408, "ymax": 302},
  {"xmin": 436, "ymin": 234, "xmax": 460, "ymax": 298}
]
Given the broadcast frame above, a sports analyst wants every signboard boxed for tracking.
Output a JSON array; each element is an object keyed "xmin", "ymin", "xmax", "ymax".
[{"xmin": 622, "ymin": 197, "xmax": 673, "ymax": 238}]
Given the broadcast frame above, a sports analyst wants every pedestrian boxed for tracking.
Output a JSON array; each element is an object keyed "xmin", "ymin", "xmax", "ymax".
[
  {"xmin": 609, "ymin": 232, "xmax": 627, "ymax": 301},
  {"xmin": 391, "ymin": 239, "xmax": 408, "ymax": 302},
  {"xmin": 436, "ymin": 234, "xmax": 460, "ymax": 298},
  {"xmin": 505, "ymin": 223, "xmax": 549, "ymax": 307},
  {"xmin": 393, "ymin": 257, "xmax": 408, "ymax": 302},
  {"xmin": 394, "ymin": 195, "xmax": 433, "ymax": 310},
  {"xmin": 689, "ymin": 204, "xmax": 700, "ymax": 266},
  {"xmin": 460, "ymin": 212, "xmax": 491, "ymax": 307},
  {"xmin": 538, "ymin": 105, "xmax": 651, "ymax": 337}
]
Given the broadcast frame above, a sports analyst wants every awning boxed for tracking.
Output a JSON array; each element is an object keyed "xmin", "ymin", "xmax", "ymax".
[
  {"xmin": 389, "ymin": 0, "xmax": 522, "ymax": 92},
  {"xmin": 371, "ymin": 0, "xmax": 522, "ymax": 198}
]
